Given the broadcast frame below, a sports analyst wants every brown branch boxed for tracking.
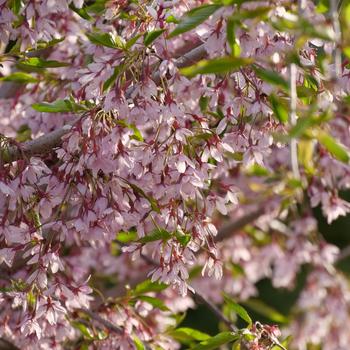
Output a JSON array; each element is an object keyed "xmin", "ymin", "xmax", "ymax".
[
  {"xmin": 1, "ymin": 43, "xmax": 206, "ymax": 165},
  {"xmin": 0, "ymin": 338, "xmax": 19, "ymax": 350},
  {"xmin": 215, "ymin": 206, "xmax": 266, "ymax": 243}
]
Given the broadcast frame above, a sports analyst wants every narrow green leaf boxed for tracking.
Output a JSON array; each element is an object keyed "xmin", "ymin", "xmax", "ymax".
[
  {"xmin": 34, "ymin": 37, "xmax": 65, "ymax": 51},
  {"xmin": 168, "ymin": 327, "xmax": 210, "ymax": 343},
  {"xmin": 253, "ymin": 66, "xmax": 289, "ymax": 91},
  {"xmin": 71, "ymin": 321, "xmax": 94, "ymax": 339},
  {"xmin": 103, "ymin": 66, "xmax": 121, "ymax": 92},
  {"xmin": 126, "ymin": 33, "xmax": 143, "ymax": 49},
  {"xmin": 223, "ymin": 294, "xmax": 252, "ymax": 325},
  {"xmin": 175, "ymin": 231, "xmax": 191, "ymax": 247},
  {"xmin": 230, "ymin": 7, "xmax": 271, "ymax": 22},
  {"xmin": 180, "ymin": 56, "xmax": 252, "ymax": 78},
  {"xmin": 134, "ymin": 279, "xmax": 168, "ymax": 295},
  {"xmin": 242, "ymin": 299, "xmax": 289, "ymax": 323},
  {"xmin": 137, "ymin": 295, "xmax": 170, "ymax": 311},
  {"xmin": 1, "ymin": 72, "xmax": 38, "ymax": 83},
  {"xmin": 86, "ymin": 32, "xmax": 118, "ymax": 49},
  {"xmin": 115, "ymin": 229, "xmax": 138, "ymax": 243},
  {"xmin": 316, "ymin": 130, "xmax": 350, "ymax": 163},
  {"xmin": 69, "ymin": 3, "xmax": 93, "ymax": 20},
  {"xmin": 190, "ymin": 332, "xmax": 238, "ymax": 350},
  {"xmin": 32, "ymin": 99, "xmax": 87, "ymax": 113},
  {"xmin": 32, "ymin": 100, "xmax": 72, "ymax": 113},
  {"xmin": 144, "ymin": 29, "xmax": 166, "ymax": 46},
  {"xmin": 138, "ymin": 228, "xmax": 172, "ymax": 244},
  {"xmin": 168, "ymin": 4, "xmax": 221, "ymax": 38},
  {"xmin": 17, "ymin": 57, "xmax": 69, "ymax": 72},
  {"xmin": 133, "ymin": 335, "xmax": 146, "ymax": 350},
  {"xmin": 269, "ymin": 95, "xmax": 288, "ymax": 123}
]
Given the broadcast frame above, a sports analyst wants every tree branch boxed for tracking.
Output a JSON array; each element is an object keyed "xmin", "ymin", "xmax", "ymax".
[
  {"xmin": 215, "ymin": 206, "xmax": 266, "ymax": 243},
  {"xmin": 1, "ymin": 44, "xmax": 206, "ymax": 165},
  {"xmin": 78, "ymin": 307, "xmax": 123, "ymax": 335}
]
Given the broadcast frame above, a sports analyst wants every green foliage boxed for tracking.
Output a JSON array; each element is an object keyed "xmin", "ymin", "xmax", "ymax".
[
  {"xmin": 1, "ymin": 72, "xmax": 38, "ymax": 83},
  {"xmin": 32, "ymin": 99, "xmax": 87, "ymax": 113},
  {"xmin": 180, "ymin": 57, "xmax": 252, "ymax": 78},
  {"xmin": 87, "ymin": 31, "xmax": 124, "ymax": 49},
  {"xmin": 253, "ymin": 66, "xmax": 289, "ymax": 92},
  {"xmin": 168, "ymin": 4, "xmax": 221, "ymax": 38},
  {"xmin": 17, "ymin": 57, "xmax": 69, "ymax": 72},
  {"xmin": 223, "ymin": 294, "xmax": 252, "ymax": 325},
  {"xmin": 138, "ymin": 228, "xmax": 172, "ymax": 244},
  {"xmin": 190, "ymin": 331, "xmax": 238, "ymax": 350},
  {"xmin": 134, "ymin": 279, "xmax": 168, "ymax": 295},
  {"xmin": 144, "ymin": 29, "xmax": 166, "ymax": 46},
  {"xmin": 242, "ymin": 299, "xmax": 289, "ymax": 324},
  {"xmin": 316, "ymin": 130, "xmax": 350, "ymax": 163}
]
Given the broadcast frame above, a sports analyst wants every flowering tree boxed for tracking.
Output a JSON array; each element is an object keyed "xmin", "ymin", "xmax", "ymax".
[{"xmin": 1, "ymin": 0, "xmax": 350, "ymax": 349}]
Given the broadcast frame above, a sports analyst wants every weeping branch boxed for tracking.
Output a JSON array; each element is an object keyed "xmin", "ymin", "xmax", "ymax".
[{"xmin": 0, "ymin": 44, "xmax": 206, "ymax": 165}]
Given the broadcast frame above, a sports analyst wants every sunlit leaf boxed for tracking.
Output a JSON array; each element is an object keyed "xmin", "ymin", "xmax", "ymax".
[
  {"xmin": 242, "ymin": 299, "xmax": 289, "ymax": 323},
  {"xmin": 134, "ymin": 279, "xmax": 168, "ymax": 295},
  {"xmin": 223, "ymin": 294, "xmax": 252, "ymax": 325},
  {"xmin": 138, "ymin": 228, "xmax": 171, "ymax": 243},
  {"xmin": 190, "ymin": 332, "xmax": 238, "ymax": 350},
  {"xmin": 316, "ymin": 130, "xmax": 350, "ymax": 163},
  {"xmin": 168, "ymin": 4, "xmax": 221, "ymax": 38},
  {"xmin": 1, "ymin": 72, "xmax": 38, "ymax": 83},
  {"xmin": 180, "ymin": 56, "xmax": 252, "ymax": 78},
  {"xmin": 144, "ymin": 29, "xmax": 166, "ymax": 46}
]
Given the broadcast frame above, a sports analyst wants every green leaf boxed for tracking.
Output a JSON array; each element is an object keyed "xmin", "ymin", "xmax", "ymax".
[
  {"xmin": 269, "ymin": 95, "xmax": 288, "ymax": 123},
  {"xmin": 175, "ymin": 231, "xmax": 191, "ymax": 247},
  {"xmin": 16, "ymin": 124, "xmax": 32, "ymax": 142},
  {"xmin": 69, "ymin": 2, "xmax": 93, "ymax": 20},
  {"xmin": 253, "ymin": 66, "xmax": 289, "ymax": 91},
  {"xmin": 17, "ymin": 57, "xmax": 69, "ymax": 72},
  {"xmin": 137, "ymin": 295, "xmax": 170, "ymax": 311},
  {"xmin": 71, "ymin": 321, "xmax": 94, "ymax": 339},
  {"xmin": 138, "ymin": 228, "xmax": 172, "ymax": 244},
  {"xmin": 32, "ymin": 99, "xmax": 87, "ymax": 113},
  {"xmin": 316, "ymin": 130, "xmax": 350, "ymax": 163},
  {"xmin": 34, "ymin": 37, "xmax": 65, "ymax": 51},
  {"xmin": 144, "ymin": 29, "xmax": 166, "ymax": 46},
  {"xmin": 242, "ymin": 299, "xmax": 289, "ymax": 323},
  {"xmin": 180, "ymin": 56, "xmax": 253, "ymax": 78},
  {"xmin": 126, "ymin": 33, "xmax": 143, "ymax": 49},
  {"xmin": 32, "ymin": 100, "xmax": 71, "ymax": 113},
  {"xmin": 168, "ymin": 327, "xmax": 210, "ymax": 343},
  {"xmin": 115, "ymin": 229, "xmax": 138, "ymax": 243},
  {"xmin": 223, "ymin": 294, "xmax": 252, "ymax": 325},
  {"xmin": 9, "ymin": 0, "xmax": 22, "ymax": 15},
  {"xmin": 87, "ymin": 32, "xmax": 120, "ymax": 49},
  {"xmin": 103, "ymin": 66, "xmax": 121, "ymax": 92},
  {"xmin": 1, "ymin": 72, "xmax": 38, "ymax": 83},
  {"xmin": 168, "ymin": 4, "xmax": 221, "ymax": 38},
  {"xmin": 133, "ymin": 335, "xmax": 146, "ymax": 350},
  {"xmin": 134, "ymin": 279, "xmax": 168, "ymax": 295},
  {"xmin": 229, "ymin": 6, "xmax": 271, "ymax": 22},
  {"xmin": 190, "ymin": 332, "xmax": 238, "ymax": 350}
]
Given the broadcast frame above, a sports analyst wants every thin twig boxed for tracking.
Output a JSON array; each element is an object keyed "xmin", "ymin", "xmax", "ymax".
[
  {"xmin": 215, "ymin": 206, "xmax": 266, "ymax": 243},
  {"xmin": 79, "ymin": 307, "xmax": 123, "ymax": 335}
]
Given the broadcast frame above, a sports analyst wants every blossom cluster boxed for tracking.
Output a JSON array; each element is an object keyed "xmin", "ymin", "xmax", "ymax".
[{"xmin": 0, "ymin": 0, "xmax": 350, "ymax": 349}]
